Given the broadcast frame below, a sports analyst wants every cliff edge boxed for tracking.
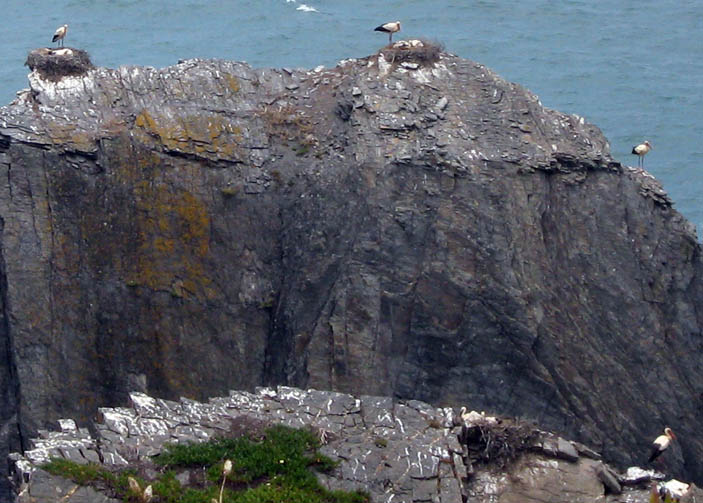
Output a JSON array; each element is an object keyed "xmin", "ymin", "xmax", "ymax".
[{"xmin": 1, "ymin": 43, "xmax": 702, "ymax": 497}]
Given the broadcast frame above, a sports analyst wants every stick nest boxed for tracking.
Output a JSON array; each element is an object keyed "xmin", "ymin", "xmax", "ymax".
[
  {"xmin": 380, "ymin": 39, "xmax": 443, "ymax": 67},
  {"xmin": 459, "ymin": 419, "xmax": 539, "ymax": 469},
  {"xmin": 25, "ymin": 48, "xmax": 94, "ymax": 82}
]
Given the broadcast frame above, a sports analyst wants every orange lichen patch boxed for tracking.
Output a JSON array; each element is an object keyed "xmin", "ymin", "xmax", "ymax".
[
  {"xmin": 134, "ymin": 109, "xmax": 156, "ymax": 130},
  {"xmin": 259, "ymin": 105, "xmax": 312, "ymax": 137},
  {"xmin": 46, "ymin": 123, "xmax": 97, "ymax": 153},
  {"xmin": 257, "ymin": 104, "xmax": 317, "ymax": 155},
  {"xmin": 134, "ymin": 110, "xmax": 187, "ymax": 152},
  {"xmin": 222, "ymin": 73, "xmax": 240, "ymax": 94},
  {"xmin": 126, "ymin": 181, "xmax": 215, "ymax": 300},
  {"xmin": 133, "ymin": 109, "xmax": 243, "ymax": 161},
  {"xmin": 98, "ymin": 116, "xmax": 128, "ymax": 137}
]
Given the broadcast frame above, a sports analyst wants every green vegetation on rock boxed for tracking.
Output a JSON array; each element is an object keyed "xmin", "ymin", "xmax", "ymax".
[{"xmin": 42, "ymin": 425, "xmax": 368, "ymax": 503}]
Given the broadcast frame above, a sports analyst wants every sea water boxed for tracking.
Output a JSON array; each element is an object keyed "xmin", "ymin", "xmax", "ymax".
[{"xmin": 1, "ymin": 0, "xmax": 701, "ymax": 231}]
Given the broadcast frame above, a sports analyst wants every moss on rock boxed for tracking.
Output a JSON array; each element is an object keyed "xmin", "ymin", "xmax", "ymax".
[{"xmin": 43, "ymin": 425, "xmax": 368, "ymax": 503}]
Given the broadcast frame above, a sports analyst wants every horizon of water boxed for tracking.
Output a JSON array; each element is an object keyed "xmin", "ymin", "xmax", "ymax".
[{"xmin": 1, "ymin": 0, "xmax": 701, "ymax": 233}]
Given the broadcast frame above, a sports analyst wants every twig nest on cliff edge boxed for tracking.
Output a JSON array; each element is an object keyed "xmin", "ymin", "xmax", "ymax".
[
  {"xmin": 25, "ymin": 47, "xmax": 94, "ymax": 82},
  {"xmin": 379, "ymin": 39, "xmax": 443, "ymax": 67}
]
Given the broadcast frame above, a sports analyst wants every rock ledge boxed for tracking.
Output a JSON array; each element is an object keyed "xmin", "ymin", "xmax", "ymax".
[{"xmin": 10, "ymin": 387, "xmax": 697, "ymax": 503}]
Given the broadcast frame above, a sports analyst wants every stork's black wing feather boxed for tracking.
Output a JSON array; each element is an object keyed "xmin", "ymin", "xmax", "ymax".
[{"xmin": 648, "ymin": 446, "xmax": 662, "ymax": 463}]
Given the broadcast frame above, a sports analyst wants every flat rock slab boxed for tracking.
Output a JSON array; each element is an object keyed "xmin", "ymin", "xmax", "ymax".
[{"xmin": 17, "ymin": 469, "xmax": 119, "ymax": 503}]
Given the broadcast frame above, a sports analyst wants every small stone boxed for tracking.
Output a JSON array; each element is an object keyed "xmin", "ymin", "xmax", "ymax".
[
  {"xmin": 619, "ymin": 466, "xmax": 664, "ymax": 485},
  {"xmin": 81, "ymin": 449, "xmax": 101, "ymax": 463},
  {"xmin": 659, "ymin": 479, "xmax": 690, "ymax": 500},
  {"xmin": 572, "ymin": 441, "xmax": 601, "ymax": 460},
  {"xmin": 57, "ymin": 419, "xmax": 77, "ymax": 432},
  {"xmin": 556, "ymin": 437, "xmax": 579, "ymax": 462},
  {"xmin": 595, "ymin": 462, "xmax": 622, "ymax": 494}
]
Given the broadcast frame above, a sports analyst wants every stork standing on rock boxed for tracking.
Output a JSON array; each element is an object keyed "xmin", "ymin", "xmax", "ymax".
[
  {"xmin": 631, "ymin": 140, "xmax": 652, "ymax": 167},
  {"xmin": 52, "ymin": 24, "xmax": 68, "ymax": 48},
  {"xmin": 459, "ymin": 407, "xmax": 472, "ymax": 424},
  {"xmin": 648, "ymin": 427, "xmax": 676, "ymax": 463},
  {"xmin": 374, "ymin": 21, "xmax": 401, "ymax": 43}
]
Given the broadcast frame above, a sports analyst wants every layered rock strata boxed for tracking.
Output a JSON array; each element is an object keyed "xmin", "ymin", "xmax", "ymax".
[{"xmin": 0, "ymin": 43, "xmax": 702, "ymax": 498}]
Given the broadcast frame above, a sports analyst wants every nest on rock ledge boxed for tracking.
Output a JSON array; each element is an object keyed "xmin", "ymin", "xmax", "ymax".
[
  {"xmin": 379, "ymin": 39, "xmax": 443, "ymax": 67},
  {"xmin": 459, "ymin": 418, "xmax": 539, "ymax": 470},
  {"xmin": 25, "ymin": 47, "xmax": 94, "ymax": 82}
]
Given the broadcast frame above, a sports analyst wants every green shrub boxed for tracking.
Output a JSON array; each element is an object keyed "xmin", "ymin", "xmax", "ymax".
[
  {"xmin": 42, "ymin": 425, "xmax": 368, "ymax": 503},
  {"xmin": 43, "ymin": 458, "xmax": 117, "ymax": 486}
]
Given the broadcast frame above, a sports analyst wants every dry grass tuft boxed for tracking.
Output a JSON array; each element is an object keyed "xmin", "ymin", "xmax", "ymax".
[
  {"xmin": 25, "ymin": 47, "xmax": 94, "ymax": 82},
  {"xmin": 380, "ymin": 39, "xmax": 444, "ymax": 67}
]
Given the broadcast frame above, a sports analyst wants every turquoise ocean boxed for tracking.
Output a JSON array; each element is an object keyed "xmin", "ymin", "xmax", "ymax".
[{"xmin": 1, "ymin": 1, "xmax": 702, "ymax": 231}]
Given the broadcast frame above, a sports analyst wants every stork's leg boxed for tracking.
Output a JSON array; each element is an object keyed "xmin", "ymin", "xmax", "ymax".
[{"xmin": 389, "ymin": 33, "xmax": 392, "ymax": 43}]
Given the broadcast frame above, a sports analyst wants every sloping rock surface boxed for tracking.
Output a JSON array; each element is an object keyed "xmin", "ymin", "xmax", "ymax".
[
  {"xmin": 0, "ymin": 44, "xmax": 702, "ymax": 498},
  {"xmin": 12, "ymin": 387, "xmax": 698, "ymax": 503}
]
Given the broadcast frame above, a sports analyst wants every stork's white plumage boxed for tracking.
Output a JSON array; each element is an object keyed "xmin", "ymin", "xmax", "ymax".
[
  {"xmin": 648, "ymin": 427, "xmax": 676, "ymax": 463},
  {"xmin": 631, "ymin": 140, "xmax": 652, "ymax": 167},
  {"xmin": 52, "ymin": 24, "xmax": 68, "ymax": 47},
  {"xmin": 374, "ymin": 21, "xmax": 401, "ymax": 43}
]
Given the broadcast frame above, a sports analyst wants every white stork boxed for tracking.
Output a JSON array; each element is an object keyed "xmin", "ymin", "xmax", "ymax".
[
  {"xmin": 52, "ymin": 24, "xmax": 68, "ymax": 48},
  {"xmin": 374, "ymin": 21, "xmax": 401, "ymax": 43},
  {"xmin": 648, "ymin": 427, "xmax": 676, "ymax": 463},
  {"xmin": 631, "ymin": 140, "xmax": 652, "ymax": 167}
]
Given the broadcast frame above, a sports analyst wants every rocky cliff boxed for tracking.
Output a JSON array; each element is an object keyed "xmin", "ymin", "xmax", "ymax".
[
  {"xmin": 10, "ymin": 386, "xmax": 701, "ymax": 503},
  {"xmin": 1, "ymin": 42, "xmax": 702, "ymax": 499}
]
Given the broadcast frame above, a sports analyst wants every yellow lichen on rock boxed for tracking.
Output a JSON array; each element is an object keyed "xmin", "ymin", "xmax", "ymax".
[
  {"xmin": 127, "ymin": 180, "xmax": 214, "ymax": 300},
  {"xmin": 222, "ymin": 73, "xmax": 240, "ymax": 94},
  {"xmin": 46, "ymin": 123, "xmax": 97, "ymax": 153},
  {"xmin": 134, "ymin": 109, "xmax": 243, "ymax": 161}
]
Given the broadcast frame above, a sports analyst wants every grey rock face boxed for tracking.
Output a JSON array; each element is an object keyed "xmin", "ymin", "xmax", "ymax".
[
  {"xmin": 16, "ymin": 469, "xmax": 119, "ymax": 503},
  {"xmin": 0, "ymin": 45, "xmax": 702, "ymax": 499},
  {"xmin": 10, "ymin": 387, "xmax": 688, "ymax": 503}
]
